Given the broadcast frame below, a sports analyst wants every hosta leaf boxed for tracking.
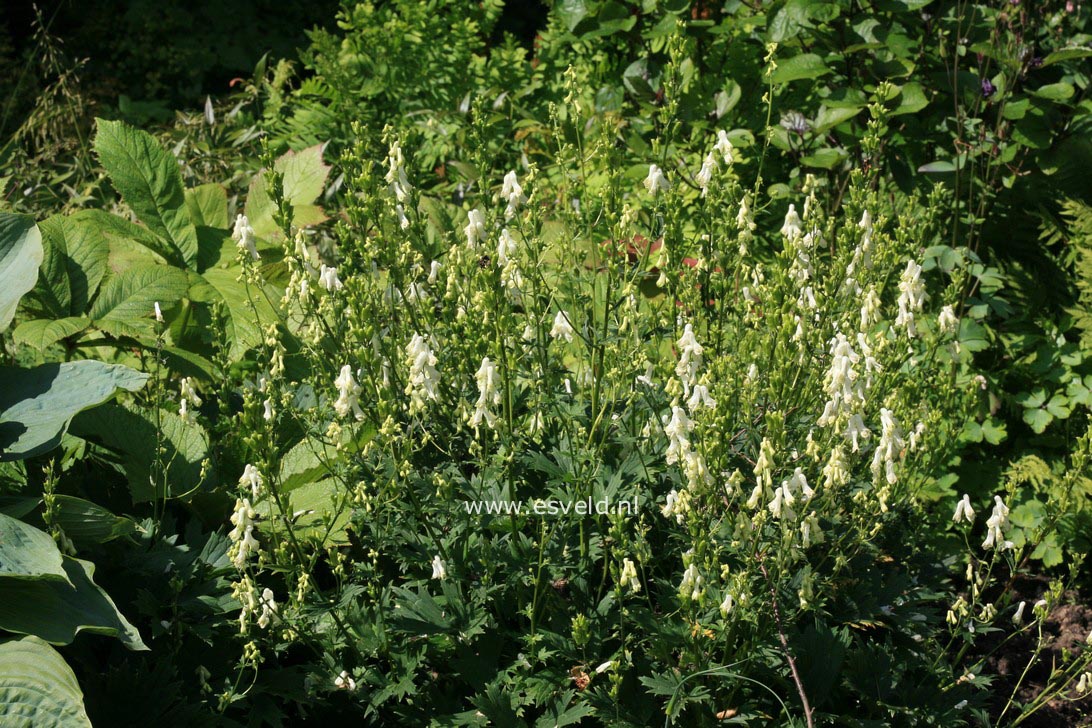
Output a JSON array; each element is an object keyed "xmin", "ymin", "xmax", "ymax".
[
  {"xmin": 93, "ymin": 119, "xmax": 198, "ymax": 266},
  {"xmin": 88, "ymin": 263, "xmax": 190, "ymax": 337},
  {"xmin": 0, "ymin": 636, "xmax": 93, "ymax": 728},
  {"xmin": 0, "ymin": 556, "xmax": 147, "ymax": 650},
  {"xmin": 70, "ymin": 404, "xmax": 212, "ymax": 502},
  {"xmin": 0, "ymin": 512, "xmax": 68, "ymax": 583},
  {"xmin": 0, "ymin": 213, "xmax": 43, "ymax": 332},
  {"xmin": 0, "ymin": 361, "xmax": 148, "ymax": 461},
  {"xmin": 50, "ymin": 496, "xmax": 137, "ymax": 545},
  {"xmin": 12, "ymin": 317, "xmax": 91, "ymax": 351}
]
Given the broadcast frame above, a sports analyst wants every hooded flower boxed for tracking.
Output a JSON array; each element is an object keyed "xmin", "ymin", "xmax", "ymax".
[
  {"xmin": 643, "ymin": 164, "xmax": 670, "ymax": 196},
  {"xmin": 232, "ymin": 214, "xmax": 259, "ymax": 261},
  {"xmin": 550, "ymin": 311, "xmax": 575, "ymax": 342},
  {"xmin": 501, "ymin": 170, "xmax": 526, "ymax": 219},
  {"xmin": 334, "ymin": 365, "xmax": 364, "ymax": 420},
  {"xmin": 464, "ymin": 208, "xmax": 486, "ymax": 248}
]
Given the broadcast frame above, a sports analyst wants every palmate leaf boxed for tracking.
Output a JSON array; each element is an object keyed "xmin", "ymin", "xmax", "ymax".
[
  {"xmin": 0, "ymin": 361, "xmax": 149, "ymax": 462},
  {"xmin": 0, "ymin": 213, "xmax": 43, "ymax": 332},
  {"xmin": 0, "ymin": 556, "xmax": 147, "ymax": 650},
  {"xmin": 93, "ymin": 119, "xmax": 198, "ymax": 267},
  {"xmin": 0, "ymin": 636, "xmax": 92, "ymax": 728}
]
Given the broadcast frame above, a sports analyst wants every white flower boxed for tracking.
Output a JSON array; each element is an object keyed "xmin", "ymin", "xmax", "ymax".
[
  {"xmin": 405, "ymin": 334, "xmax": 440, "ymax": 411},
  {"xmin": 619, "ymin": 558, "xmax": 640, "ymax": 594},
  {"xmin": 817, "ymin": 334, "xmax": 865, "ymax": 427},
  {"xmin": 780, "ymin": 204, "xmax": 803, "ymax": 240},
  {"xmin": 860, "ymin": 286, "xmax": 882, "ymax": 330},
  {"xmin": 695, "ymin": 152, "xmax": 716, "ymax": 197},
  {"xmin": 736, "ymin": 194, "xmax": 756, "ymax": 252},
  {"xmin": 938, "ymin": 304, "xmax": 959, "ymax": 334},
  {"xmin": 845, "ymin": 413, "xmax": 871, "ymax": 452},
  {"xmin": 953, "ymin": 494, "xmax": 975, "ymax": 524},
  {"xmin": 501, "ymin": 170, "xmax": 526, "ymax": 219},
  {"xmin": 719, "ymin": 591, "xmax": 735, "ymax": 617},
  {"xmin": 678, "ymin": 563, "xmax": 704, "ymax": 602},
  {"xmin": 256, "ymin": 588, "xmax": 276, "ymax": 629},
  {"xmin": 595, "ymin": 660, "xmax": 613, "ymax": 675},
  {"xmin": 239, "ymin": 464, "xmax": 263, "ymax": 499},
  {"xmin": 675, "ymin": 324, "xmax": 704, "ymax": 395},
  {"xmin": 232, "ymin": 214, "xmax": 259, "ymax": 260},
  {"xmin": 982, "ymin": 495, "xmax": 1014, "ymax": 551},
  {"xmin": 1077, "ymin": 672, "xmax": 1091, "ymax": 695},
  {"xmin": 800, "ymin": 511, "xmax": 824, "ymax": 547},
  {"xmin": 663, "ymin": 406, "xmax": 693, "ymax": 465},
  {"xmin": 263, "ymin": 398, "xmax": 273, "ymax": 421},
  {"xmin": 334, "ymin": 670, "xmax": 357, "ymax": 691},
  {"xmin": 179, "ymin": 377, "xmax": 202, "ymax": 424},
  {"xmin": 464, "ymin": 208, "xmax": 486, "ymax": 248},
  {"xmin": 871, "ymin": 408, "xmax": 906, "ymax": 484},
  {"xmin": 661, "ymin": 488, "xmax": 691, "ymax": 524},
  {"xmin": 1012, "ymin": 600, "xmax": 1027, "ymax": 625},
  {"xmin": 386, "ymin": 140, "xmax": 411, "ymax": 202},
  {"xmin": 686, "ymin": 383, "xmax": 717, "ymax": 411},
  {"xmin": 896, "ymin": 260, "xmax": 927, "ymax": 337},
  {"xmin": 643, "ymin": 164, "xmax": 670, "ymax": 196},
  {"xmin": 319, "ymin": 264, "xmax": 343, "ymax": 292},
  {"xmin": 228, "ymin": 498, "xmax": 259, "ymax": 569},
  {"xmin": 431, "ymin": 554, "xmax": 446, "ymax": 580},
  {"xmin": 396, "ymin": 204, "xmax": 410, "ymax": 230},
  {"xmin": 550, "ymin": 311, "xmax": 575, "ymax": 342},
  {"xmin": 428, "ymin": 260, "xmax": 442, "ymax": 284},
  {"xmin": 469, "ymin": 356, "xmax": 501, "ymax": 430},
  {"xmin": 334, "ymin": 365, "xmax": 364, "ymax": 421},
  {"xmin": 154, "ymin": 302, "xmax": 164, "ymax": 323},
  {"xmin": 714, "ymin": 130, "xmax": 734, "ymax": 165}
]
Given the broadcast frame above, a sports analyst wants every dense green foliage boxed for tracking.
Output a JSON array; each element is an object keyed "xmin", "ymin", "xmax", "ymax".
[{"xmin": 2, "ymin": 1, "xmax": 1092, "ymax": 726}]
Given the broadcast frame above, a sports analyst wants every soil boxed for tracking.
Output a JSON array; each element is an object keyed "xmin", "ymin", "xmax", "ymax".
[{"xmin": 986, "ymin": 579, "xmax": 1092, "ymax": 727}]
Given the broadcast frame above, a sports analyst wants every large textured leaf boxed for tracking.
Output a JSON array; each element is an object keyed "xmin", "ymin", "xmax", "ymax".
[
  {"xmin": 93, "ymin": 119, "xmax": 198, "ymax": 266},
  {"xmin": 257, "ymin": 479, "xmax": 349, "ymax": 545},
  {"xmin": 0, "ymin": 213, "xmax": 43, "ymax": 332},
  {"xmin": 50, "ymin": 496, "xmax": 137, "ymax": 545},
  {"xmin": 70, "ymin": 404, "xmax": 211, "ymax": 502},
  {"xmin": 0, "ymin": 361, "xmax": 149, "ymax": 461},
  {"xmin": 199, "ymin": 266, "xmax": 281, "ymax": 360},
  {"xmin": 0, "ymin": 512, "xmax": 68, "ymax": 583},
  {"xmin": 244, "ymin": 144, "xmax": 330, "ymax": 240},
  {"xmin": 23, "ymin": 215, "xmax": 110, "ymax": 319},
  {"xmin": 74, "ymin": 209, "xmax": 174, "ymax": 271},
  {"xmin": 0, "ymin": 556, "xmax": 147, "ymax": 650},
  {"xmin": 0, "ymin": 636, "xmax": 93, "ymax": 728},
  {"xmin": 88, "ymin": 263, "xmax": 190, "ymax": 337},
  {"xmin": 12, "ymin": 317, "xmax": 91, "ymax": 351},
  {"xmin": 184, "ymin": 183, "xmax": 229, "ymax": 229}
]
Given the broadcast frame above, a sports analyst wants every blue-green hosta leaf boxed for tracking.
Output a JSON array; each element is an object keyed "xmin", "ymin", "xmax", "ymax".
[
  {"xmin": 0, "ymin": 556, "xmax": 147, "ymax": 650},
  {"xmin": 0, "ymin": 636, "xmax": 93, "ymax": 728},
  {"xmin": 0, "ymin": 361, "xmax": 149, "ymax": 461},
  {"xmin": 88, "ymin": 263, "xmax": 190, "ymax": 337},
  {"xmin": 12, "ymin": 317, "xmax": 91, "ymax": 351},
  {"xmin": 0, "ymin": 513, "xmax": 68, "ymax": 583},
  {"xmin": 93, "ymin": 119, "xmax": 198, "ymax": 266},
  {"xmin": 0, "ymin": 213, "xmax": 43, "ymax": 332}
]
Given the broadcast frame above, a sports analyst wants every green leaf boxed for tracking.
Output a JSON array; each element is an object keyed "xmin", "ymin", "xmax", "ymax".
[
  {"xmin": 0, "ymin": 636, "xmax": 93, "ymax": 727},
  {"xmin": 1042, "ymin": 46, "xmax": 1092, "ymax": 66},
  {"xmin": 50, "ymin": 496, "xmax": 137, "ymax": 545},
  {"xmin": 184, "ymin": 184, "xmax": 229, "ymax": 229},
  {"xmin": 69, "ymin": 404, "xmax": 211, "ymax": 503},
  {"xmin": 12, "ymin": 317, "xmax": 91, "ymax": 351},
  {"xmin": 88, "ymin": 264, "xmax": 190, "ymax": 337},
  {"xmin": 1033, "ymin": 82, "xmax": 1075, "ymax": 102},
  {"xmin": 892, "ymin": 82, "xmax": 929, "ymax": 115},
  {"xmin": 244, "ymin": 145, "xmax": 330, "ymax": 240},
  {"xmin": 0, "ymin": 213, "xmax": 43, "ymax": 332},
  {"xmin": 0, "ymin": 556, "xmax": 147, "ymax": 650},
  {"xmin": 812, "ymin": 105, "xmax": 862, "ymax": 133},
  {"xmin": 556, "ymin": 0, "xmax": 590, "ymax": 32},
  {"xmin": 93, "ymin": 119, "xmax": 198, "ymax": 266},
  {"xmin": 74, "ymin": 210, "xmax": 174, "ymax": 270},
  {"xmin": 0, "ymin": 513, "xmax": 68, "ymax": 583},
  {"xmin": 918, "ymin": 160, "xmax": 957, "ymax": 173},
  {"xmin": 198, "ymin": 266, "xmax": 280, "ymax": 360},
  {"xmin": 1023, "ymin": 407, "xmax": 1052, "ymax": 434},
  {"xmin": 0, "ymin": 361, "xmax": 149, "ymax": 461},
  {"xmin": 801, "ymin": 147, "xmax": 849, "ymax": 169},
  {"xmin": 770, "ymin": 53, "xmax": 830, "ymax": 84},
  {"xmin": 257, "ymin": 479, "xmax": 349, "ymax": 545},
  {"xmin": 33, "ymin": 216, "xmax": 109, "ymax": 317}
]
